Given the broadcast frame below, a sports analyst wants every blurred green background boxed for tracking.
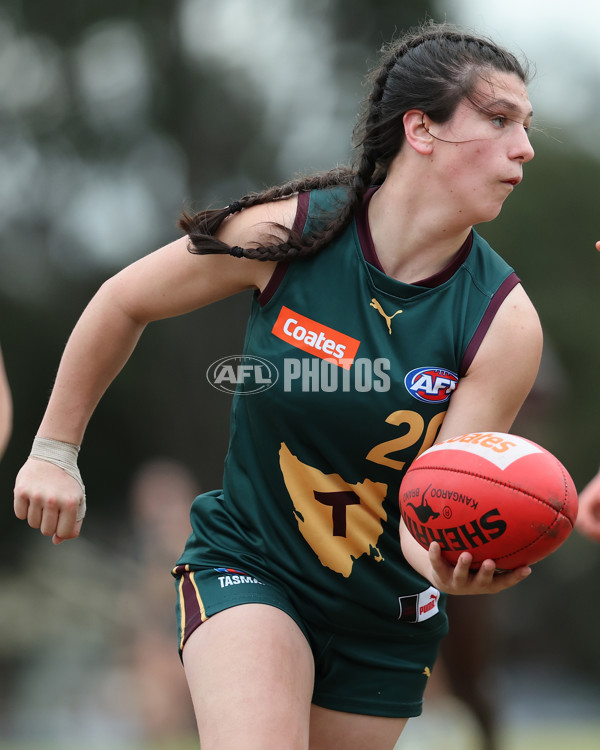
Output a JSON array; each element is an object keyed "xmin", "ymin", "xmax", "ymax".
[{"xmin": 1, "ymin": 0, "xmax": 599, "ymax": 748}]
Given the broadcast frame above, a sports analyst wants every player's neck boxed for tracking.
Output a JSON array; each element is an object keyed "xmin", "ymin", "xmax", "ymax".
[{"xmin": 367, "ymin": 181, "xmax": 471, "ymax": 283}]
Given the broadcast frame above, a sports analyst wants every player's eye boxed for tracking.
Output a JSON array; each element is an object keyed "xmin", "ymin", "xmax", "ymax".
[{"xmin": 491, "ymin": 115, "xmax": 507, "ymax": 128}]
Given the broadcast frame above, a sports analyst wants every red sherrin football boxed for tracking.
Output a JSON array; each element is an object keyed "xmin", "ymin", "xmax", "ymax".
[{"xmin": 399, "ymin": 432, "xmax": 578, "ymax": 570}]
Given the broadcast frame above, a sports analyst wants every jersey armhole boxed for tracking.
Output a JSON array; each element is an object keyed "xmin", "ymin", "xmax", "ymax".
[
  {"xmin": 459, "ymin": 272, "xmax": 520, "ymax": 377},
  {"xmin": 256, "ymin": 192, "xmax": 310, "ymax": 307}
]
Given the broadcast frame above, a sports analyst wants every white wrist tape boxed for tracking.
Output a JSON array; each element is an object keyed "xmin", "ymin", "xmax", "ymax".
[{"xmin": 29, "ymin": 436, "xmax": 87, "ymax": 521}]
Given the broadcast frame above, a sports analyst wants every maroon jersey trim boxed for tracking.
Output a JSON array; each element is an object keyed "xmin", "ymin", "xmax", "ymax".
[
  {"xmin": 257, "ymin": 192, "xmax": 310, "ymax": 307},
  {"xmin": 356, "ymin": 187, "xmax": 381, "ymax": 269},
  {"xmin": 356, "ymin": 186, "xmax": 474, "ymax": 286},
  {"xmin": 459, "ymin": 272, "xmax": 521, "ymax": 377},
  {"xmin": 259, "ymin": 188, "xmax": 490, "ymax": 307}
]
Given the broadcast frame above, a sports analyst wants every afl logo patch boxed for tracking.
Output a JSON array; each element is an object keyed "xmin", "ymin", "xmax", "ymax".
[
  {"xmin": 207, "ymin": 355, "xmax": 278, "ymax": 394},
  {"xmin": 404, "ymin": 366, "xmax": 458, "ymax": 403}
]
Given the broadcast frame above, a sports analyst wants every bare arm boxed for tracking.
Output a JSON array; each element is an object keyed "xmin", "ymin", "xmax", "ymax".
[
  {"xmin": 401, "ymin": 283, "xmax": 543, "ymax": 593},
  {"xmin": 14, "ymin": 198, "xmax": 296, "ymax": 543},
  {"xmin": 35, "ymin": 237, "xmax": 275, "ymax": 444}
]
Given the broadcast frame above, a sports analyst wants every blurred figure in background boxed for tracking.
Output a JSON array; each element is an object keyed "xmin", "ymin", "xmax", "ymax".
[
  {"xmin": 0, "ymin": 345, "xmax": 12, "ymax": 459},
  {"xmin": 575, "ymin": 240, "xmax": 600, "ymax": 543},
  {"xmin": 421, "ymin": 340, "xmax": 569, "ymax": 750},
  {"xmin": 3, "ymin": 457, "xmax": 197, "ymax": 746},
  {"xmin": 576, "ymin": 474, "xmax": 600, "ymax": 542},
  {"xmin": 113, "ymin": 458, "xmax": 198, "ymax": 744}
]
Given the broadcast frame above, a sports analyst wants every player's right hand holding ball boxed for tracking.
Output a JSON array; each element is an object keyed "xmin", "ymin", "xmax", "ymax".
[{"xmin": 427, "ymin": 541, "xmax": 531, "ymax": 595}]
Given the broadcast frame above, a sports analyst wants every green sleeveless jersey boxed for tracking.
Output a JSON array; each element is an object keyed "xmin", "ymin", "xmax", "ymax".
[{"xmin": 178, "ymin": 187, "xmax": 519, "ymax": 640}]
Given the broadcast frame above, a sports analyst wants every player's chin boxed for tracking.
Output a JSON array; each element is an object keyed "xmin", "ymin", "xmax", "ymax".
[{"xmin": 475, "ymin": 201, "xmax": 506, "ymax": 224}]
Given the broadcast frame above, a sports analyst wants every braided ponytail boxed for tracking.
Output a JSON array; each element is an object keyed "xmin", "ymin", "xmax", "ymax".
[{"xmin": 181, "ymin": 21, "xmax": 530, "ymax": 262}]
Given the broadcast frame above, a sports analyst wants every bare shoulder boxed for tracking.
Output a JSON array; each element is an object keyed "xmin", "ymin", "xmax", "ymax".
[
  {"xmin": 207, "ymin": 194, "xmax": 299, "ymax": 292},
  {"xmin": 495, "ymin": 282, "xmax": 541, "ymax": 326},
  {"xmin": 437, "ymin": 284, "xmax": 543, "ymax": 438},
  {"xmin": 466, "ymin": 281, "xmax": 542, "ymax": 402},
  {"xmin": 217, "ymin": 194, "xmax": 299, "ymax": 249},
  {"xmin": 474, "ymin": 283, "xmax": 542, "ymax": 367}
]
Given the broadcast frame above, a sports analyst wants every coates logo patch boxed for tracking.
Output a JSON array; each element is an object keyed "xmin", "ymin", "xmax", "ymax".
[
  {"xmin": 272, "ymin": 306, "xmax": 360, "ymax": 370},
  {"xmin": 404, "ymin": 366, "xmax": 458, "ymax": 403}
]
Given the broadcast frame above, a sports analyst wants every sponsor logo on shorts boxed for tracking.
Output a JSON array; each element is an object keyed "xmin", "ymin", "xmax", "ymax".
[
  {"xmin": 214, "ymin": 568, "xmax": 264, "ymax": 588},
  {"xmin": 404, "ymin": 366, "xmax": 458, "ymax": 403},
  {"xmin": 271, "ymin": 306, "xmax": 360, "ymax": 369},
  {"xmin": 398, "ymin": 586, "xmax": 440, "ymax": 623}
]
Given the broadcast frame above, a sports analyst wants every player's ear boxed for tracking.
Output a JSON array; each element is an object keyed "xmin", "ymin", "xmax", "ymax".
[{"xmin": 404, "ymin": 110, "xmax": 434, "ymax": 155}]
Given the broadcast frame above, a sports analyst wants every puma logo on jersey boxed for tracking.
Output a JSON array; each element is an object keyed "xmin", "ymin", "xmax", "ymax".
[{"xmin": 370, "ymin": 298, "xmax": 403, "ymax": 334}]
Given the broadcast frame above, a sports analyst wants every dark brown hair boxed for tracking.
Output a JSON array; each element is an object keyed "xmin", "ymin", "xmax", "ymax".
[{"xmin": 179, "ymin": 21, "xmax": 530, "ymax": 262}]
